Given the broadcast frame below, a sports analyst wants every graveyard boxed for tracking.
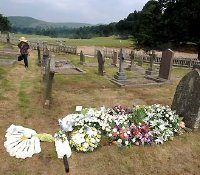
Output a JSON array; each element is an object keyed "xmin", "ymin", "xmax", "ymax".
[{"xmin": 0, "ymin": 33, "xmax": 200, "ymax": 175}]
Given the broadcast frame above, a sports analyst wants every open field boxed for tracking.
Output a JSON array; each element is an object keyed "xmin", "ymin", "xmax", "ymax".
[
  {"xmin": 11, "ymin": 34, "xmax": 133, "ymax": 48},
  {"xmin": 0, "ymin": 43, "xmax": 200, "ymax": 175},
  {"xmin": 9, "ymin": 34, "xmax": 197, "ymax": 58}
]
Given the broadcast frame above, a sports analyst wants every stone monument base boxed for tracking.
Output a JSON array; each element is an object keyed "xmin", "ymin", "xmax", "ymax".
[
  {"xmin": 145, "ymin": 68, "xmax": 157, "ymax": 76},
  {"xmin": 113, "ymin": 72, "xmax": 127, "ymax": 81},
  {"xmin": 145, "ymin": 75, "xmax": 169, "ymax": 83}
]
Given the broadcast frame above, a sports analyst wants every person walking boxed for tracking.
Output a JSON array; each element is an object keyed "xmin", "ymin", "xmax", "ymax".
[{"xmin": 18, "ymin": 37, "xmax": 30, "ymax": 69}]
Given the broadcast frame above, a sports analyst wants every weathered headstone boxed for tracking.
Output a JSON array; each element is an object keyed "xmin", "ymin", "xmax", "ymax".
[
  {"xmin": 44, "ymin": 57, "xmax": 55, "ymax": 107},
  {"xmin": 80, "ymin": 50, "xmax": 85, "ymax": 65},
  {"xmin": 137, "ymin": 53, "xmax": 144, "ymax": 66},
  {"xmin": 158, "ymin": 49, "xmax": 174, "ymax": 80},
  {"xmin": 129, "ymin": 50, "xmax": 135, "ymax": 70},
  {"xmin": 43, "ymin": 42, "xmax": 49, "ymax": 67},
  {"xmin": 171, "ymin": 68, "xmax": 200, "ymax": 129},
  {"xmin": 97, "ymin": 50, "xmax": 105, "ymax": 76},
  {"xmin": 6, "ymin": 32, "xmax": 10, "ymax": 44},
  {"xmin": 198, "ymin": 43, "xmax": 200, "ymax": 61},
  {"xmin": 37, "ymin": 43, "xmax": 41, "ymax": 66},
  {"xmin": 112, "ymin": 51, "xmax": 118, "ymax": 66},
  {"xmin": 4, "ymin": 32, "xmax": 13, "ymax": 50},
  {"xmin": 113, "ymin": 48, "xmax": 127, "ymax": 81},
  {"xmin": 145, "ymin": 50, "xmax": 156, "ymax": 75}
]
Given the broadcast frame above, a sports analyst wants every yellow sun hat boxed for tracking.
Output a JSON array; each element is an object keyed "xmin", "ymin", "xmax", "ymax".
[{"xmin": 19, "ymin": 36, "xmax": 28, "ymax": 43}]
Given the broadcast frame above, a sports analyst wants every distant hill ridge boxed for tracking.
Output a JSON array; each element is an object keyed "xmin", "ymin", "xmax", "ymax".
[{"xmin": 8, "ymin": 16, "xmax": 92, "ymax": 29}]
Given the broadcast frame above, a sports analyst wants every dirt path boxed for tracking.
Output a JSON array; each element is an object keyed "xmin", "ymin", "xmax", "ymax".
[
  {"xmin": 0, "ymin": 61, "xmax": 25, "ymax": 119},
  {"xmin": 0, "ymin": 55, "xmax": 32, "ymax": 173}
]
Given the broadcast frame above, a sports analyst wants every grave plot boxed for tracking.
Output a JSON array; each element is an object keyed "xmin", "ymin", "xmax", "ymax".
[
  {"xmin": 54, "ymin": 60, "xmax": 86, "ymax": 75},
  {"xmin": 0, "ymin": 51, "xmax": 18, "ymax": 65},
  {"xmin": 78, "ymin": 50, "xmax": 114, "ymax": 68},
  {"xmin": 110, "ymin": 49, "xmax": 166, "ymax": 87}
]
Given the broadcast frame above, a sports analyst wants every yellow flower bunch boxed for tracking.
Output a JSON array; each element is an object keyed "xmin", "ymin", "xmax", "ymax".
[{"xmin": 70, "ymin": 125, "xmax": 101, "ymax": 152}]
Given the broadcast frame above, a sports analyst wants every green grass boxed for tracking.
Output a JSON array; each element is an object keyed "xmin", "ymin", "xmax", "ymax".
[
  {"xmin": 0, "ymin": 43, "xmax": 5, "ymax": 49},
  {"xmin": 61, "ymin": 36, "xmax": 133, "ymax": 48},
  {"xmin": 1, "ymin": 46, "xmax": 199, "ymax": 175},
  {"xmin": 12, "ymin": 34, "xmax": 133, "ymax": 48},
  {"xmin": 0, "ymin": 66, "xmax": 6, "ymax": 78},
  {"xmin": 17, "ymin": 82, "xmax": 30, "ymax": 116},
  {"xmin": 17, "ymin": 53, "xmax": 42, "ymax": 118},
  {"xmin": 171, "ymin": 67, "xmax": 192, "ymax": 77},
  {"xmin": 0, "ymin": 66, "xmax": 13, "ymax": 100},
  {"xmin": 0, "ymin": 55, "xmax": 16, "ymax": 60}
]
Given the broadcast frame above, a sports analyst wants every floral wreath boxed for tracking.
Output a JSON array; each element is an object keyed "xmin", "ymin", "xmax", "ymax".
[{"xmin": 4, "ymin": 104, "xmax": 186, "ymax": 173}]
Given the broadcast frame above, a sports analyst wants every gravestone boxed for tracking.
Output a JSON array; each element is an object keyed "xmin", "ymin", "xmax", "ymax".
[
  {"xmin": 37, "ymin": 43, "xmax": 41, "ymax": 66},
  {"xmin": 129, "ymin": 50, "xmax": 136, "ymax": 70},
  {"xmin": 159, "ymin": 49, "xmax": 174, "ymax": 80},
  {"xmin": 6, "ymin": 32, "xmax": 10, "ymax": 44},
  {"xmin": 44, "ymin": 57, "xmax": 55, "ymax": 107},
  {"xmin": 97, "ymin": 50, "xmax": 105, "ymax": 76},
  {"xmin": 113, "ymin": 48, "xmax": 127, "ymax": 81},
  {"xmin": 145, "ymin": 50, "xmax": 156, "ymax": 75},
  {"xmin": 112, "ymin": 51, "xmax": 118, "ymax": 66},
  {"xmin": 137, "ymin": 53, "xmax": 144, "ymax": 66},
  {"xmin": 171, "ymin": 68, "xmax": 200, "ymax": 129},
  {"xmin": 4, "ymin": 32, "xmax": 13, "ymax": 50},
  {"xmin": 43, "ymin": 42, "xmax": 49, "ymax": 67},
  {"xmin": 80, "ymin": 50, "xmax": 85, "ymax": 65}
]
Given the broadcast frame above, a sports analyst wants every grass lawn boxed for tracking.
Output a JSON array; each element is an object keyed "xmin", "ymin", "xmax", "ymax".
[
  {"xmin": 12, "ymin": 33, "xmax": 133, "ymax": 48},
  {"xmin": 0, "ymin": 45, "xmax": 199, "ymax": 175}
]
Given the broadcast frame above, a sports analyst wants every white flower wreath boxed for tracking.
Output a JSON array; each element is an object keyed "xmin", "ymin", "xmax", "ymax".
[{"xmin": 4, "ymin": 124, "xmax": 41, "ymax": 159}]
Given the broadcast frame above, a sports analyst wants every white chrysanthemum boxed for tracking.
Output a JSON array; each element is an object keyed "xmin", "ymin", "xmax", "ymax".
[
  {"xmin": 4, "ymin": 125, "xmax": 41, "ymax": 159},
  {"xmin": 71, "ymin": 133, "xmax": 85, "ymax": 144},
  {"xmin": 55, "ymin": 139, "xmax": 72, "ymax": 159},
  {"xmin": 59, "ymin": 114, "xmax": 84, "ymax": 132}
]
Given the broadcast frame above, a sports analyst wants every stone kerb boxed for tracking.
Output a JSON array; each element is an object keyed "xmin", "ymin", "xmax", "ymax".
[
  {"xmin": 171, "ymin": 68, "xmax": 200, "ymax": 129},
  {"xmin": 0, "ymin": 51, "xmax": 18, "ymax": 65}
]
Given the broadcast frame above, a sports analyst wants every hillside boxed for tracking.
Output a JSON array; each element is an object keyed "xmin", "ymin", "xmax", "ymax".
[{"xmin": 8, "ymin": 16, "xmax": 92, "ymax": 29}]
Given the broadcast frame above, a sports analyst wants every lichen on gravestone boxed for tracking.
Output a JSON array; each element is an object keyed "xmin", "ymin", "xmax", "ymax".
[{"xmin": 172, "ymin": 68, "xmax": 200, "ymax": 129}]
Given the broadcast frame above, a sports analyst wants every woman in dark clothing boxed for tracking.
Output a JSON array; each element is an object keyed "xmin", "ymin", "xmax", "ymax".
[{"xmin": 18, "ymin": 37, "xmax": 30, "ymax": 68}]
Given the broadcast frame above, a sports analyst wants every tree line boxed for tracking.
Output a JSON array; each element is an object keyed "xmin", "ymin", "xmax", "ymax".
[{"xmin": 1, "ymin": 0, "xmax": 200, "ymax": 56}]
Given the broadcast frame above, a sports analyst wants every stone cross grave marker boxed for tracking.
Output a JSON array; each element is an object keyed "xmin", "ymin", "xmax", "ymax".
[
  {"xmin": 158, "ymin": 49, "xmax": 174, "ymax": 80},
  {"xmin": 80, "ymin": 50, "xmax": 85, "ymax": 65},
  {"xmin": 145, "ymin": 50, "xmax": 156, "ymax": 75},
  {"xmin": 113, "ymin": 48, "xmax": 127, "ymax": 81},
  {"xmin": 97, "ymin": 50, "xmax": 105, "ymax": 76},
  {"xmin": 171, "ymin": 68, "xmax": 200, "ymax": 129}
]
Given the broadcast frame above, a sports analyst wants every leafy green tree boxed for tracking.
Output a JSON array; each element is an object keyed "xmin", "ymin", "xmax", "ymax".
[
  {"xmin": 134, "ymin": 0, "xmax": 163, "ymax": 49},
  {"xmin": 161, "ymin": 0, "xmax": 200, "ymax": 58},
  {"xmin": 0, "ymin": 14, "xmax": 11, "ymax": 31}
]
